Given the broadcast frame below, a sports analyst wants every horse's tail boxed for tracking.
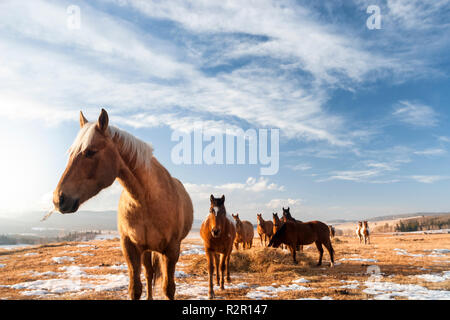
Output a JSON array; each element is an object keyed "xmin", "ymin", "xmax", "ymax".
[{"xmin": 152, "ymin": 252, "xmax": 163, "ymax": 288}]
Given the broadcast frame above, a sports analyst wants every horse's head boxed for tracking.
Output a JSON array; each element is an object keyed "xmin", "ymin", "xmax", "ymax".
[
  {"xmin": 363, "ymin": 221, "xmax": 368, "ymax": 228},
  {"xmin": 273, "ymin": 212, "xmax": 282, "ymax": 233},
  {"xmin": 53, "ymin": 109, "xmax": 120, "ymax": 214},
  {"xmin": 358, "ymin": 221, "xmax": 363, "ymax": 227},
  {"xmin": 268, "ymin": 223, "xmax": 286, "ymax": 248},
  {"xmin": 209, "ymin": 194, "xmax": 227, "ymax": 238},
  {"xmin": 256, "ymin": 213, "xmax": 263, "ymax": 225},
  {"xmin": 282, "ymin": 207, "xmax": 291, "ymax": 222},
  {"xmin": 232, "ymin": 213, "xmax": 242, "ymax": 228}
]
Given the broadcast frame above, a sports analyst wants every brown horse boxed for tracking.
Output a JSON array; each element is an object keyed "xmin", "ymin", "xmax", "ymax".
[
  {"xmin": 231, "ymin": 213, "xmax": 254, "ymax": 250},
  {"xmin": 256, "ymin": 213, "xmax": 273, "ymax": 247},
  {"xmin": 272, "ymin": 212, "xmax": 287, "ymax": 250},
  {"xmin": 362, "ymin": 221, "xmax": 370, "ymax": 244},
  {"xmin": 53, "ymin": 109, "xmax": 193, "ymax": 300},
  {"xmin": 281, "ymin": 207, "xmax": 303, "ymax": 251},
  {"xmin": 268, "ymin": 220, "xmax": 335, "ymax": 267},
  {"xmin": 329, "ymin": 225, "xmax": 336, "ymax": 238},
  {"xmin": 200, "ymin": 195, "xmax": 236, "ymax": 299}
]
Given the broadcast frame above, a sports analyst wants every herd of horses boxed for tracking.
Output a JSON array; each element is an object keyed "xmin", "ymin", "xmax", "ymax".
[
  {"xmin": 200, "ymin": 196, "xmax": 336, "ymax": 299},
  {"xmin": 52, "ymin": 109, "xmax": 371, "ymax": 300}
]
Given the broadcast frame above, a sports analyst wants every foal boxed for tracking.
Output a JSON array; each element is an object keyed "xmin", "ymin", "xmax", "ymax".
[
  {"xmin": 200, "ymin": 195, "xmax": 236, "ymax": 299},
  {"xmin": 256, "ymin": 213, "xmax": 273, "ymax": 247}
]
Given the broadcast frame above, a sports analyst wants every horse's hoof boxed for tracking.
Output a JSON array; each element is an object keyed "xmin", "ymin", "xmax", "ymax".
[{"xmin": 208, "ymin": 293, "xmax": 214, "ymax": 299}]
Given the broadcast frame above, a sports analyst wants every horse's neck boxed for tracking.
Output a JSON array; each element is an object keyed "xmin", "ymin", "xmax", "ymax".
[{"xmin": 116, "ymin": 150, "xmax": 158, "ymax": 208}]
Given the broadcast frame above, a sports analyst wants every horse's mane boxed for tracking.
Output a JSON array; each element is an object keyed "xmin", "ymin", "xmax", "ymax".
[{"xmin": 68, "ymin": 123, "xmax": 154, "ymax": 171}]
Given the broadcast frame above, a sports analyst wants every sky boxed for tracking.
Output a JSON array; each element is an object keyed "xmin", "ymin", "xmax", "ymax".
[{"xmin": 1, "ymin": 0, "xmax": 450, "ymax": 224}]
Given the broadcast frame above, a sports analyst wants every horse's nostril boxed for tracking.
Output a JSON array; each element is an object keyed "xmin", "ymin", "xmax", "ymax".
[{"xmin": 59, "ymin": 193, "xmax": 66, "ymax": 206}]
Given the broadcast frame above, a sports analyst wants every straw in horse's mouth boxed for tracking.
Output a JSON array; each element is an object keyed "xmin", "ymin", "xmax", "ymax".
[{"xmin": 41, "ymin": 208, "xmax": 56, "ymax": 222}]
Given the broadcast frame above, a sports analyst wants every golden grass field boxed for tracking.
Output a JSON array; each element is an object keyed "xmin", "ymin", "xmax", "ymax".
[{"xmin": 0, "ymin": 232, "xmax": 449, "ymax": 300}]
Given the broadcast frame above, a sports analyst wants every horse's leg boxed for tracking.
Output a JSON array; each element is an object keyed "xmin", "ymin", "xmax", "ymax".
[
  {"xmin": 323, "ymin": 240, "xmax": 335, "ymax": 267},
  {"xmin": 206, "ymin": 250, "xmax": 215, "ymax": 299},
  {"xmin": 121, "ymin": 236, "xmax": 142, "ymax": 300},
  {"xmin": 225, "ymin": 250, "xmax": 232, "ymax": 283},
  {"xmin": 219, "ymin": 253, "xmax": 226, "ymax": 290},
  {"xmin": 214, "ymin": 253, "xmax": 220, "ymax": 286},
  {"xmin": 289, "ymin": 245, "xmax": 297, "ymax": 264},
  {"xmin": 315, "ymin": 241, "xmax": 324, "ymax": 266},
  {"xmin": 161, "ymin": 244, "xmax": 180, "ymax": 300},
  {"xmin": 142, "ymin": 250, "xmax": 153, "ymax": 300}
]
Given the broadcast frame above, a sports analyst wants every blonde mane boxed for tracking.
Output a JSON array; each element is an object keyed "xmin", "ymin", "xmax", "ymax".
[{"xmin": 68, "ymin": 122, "xmax": 154, "ymax": 171}]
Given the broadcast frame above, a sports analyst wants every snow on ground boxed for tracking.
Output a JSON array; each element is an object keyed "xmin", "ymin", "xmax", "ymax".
[
  {"xmin": 51, "ymin": 256, "xmax": 75, "ymax": 264},
  {"xmin": 414, "ymin": 271, "xmax": 450, "ymax": 283},
  {"xmin": 180, "ymin": 245, "xmax": 205, "ymax": 256},
  {"xmin": 339, "ymin": 258, "xmax": 378, "ymax": 262},
  {"xmin": 363, "ymin": 280, "xmax": 450, "ymax": 300},
  {"xmin": 245, "ymin": 281, "xmax": 311, "ymax": 299}
]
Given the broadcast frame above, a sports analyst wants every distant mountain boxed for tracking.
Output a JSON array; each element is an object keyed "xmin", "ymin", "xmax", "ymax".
[{"xmin": 0, "ymin": 210, "xmax": 117, "ymax": 236}]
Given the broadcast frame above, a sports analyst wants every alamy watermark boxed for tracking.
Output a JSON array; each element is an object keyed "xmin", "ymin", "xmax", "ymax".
[
  {"xmin": 67, "ymin": 5, "xmax": 81, "ymax": 30},
  {"xmin": 366, "ymin": 5, "xmax": 382, "ymax": 30},
  {"xmin": 171, "ymin": 128, "xmax": 280, "ymax": 175}
]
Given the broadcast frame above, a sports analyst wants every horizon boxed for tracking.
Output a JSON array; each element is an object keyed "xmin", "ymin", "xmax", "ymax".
[{"xmin": 1, "ymin": 1, "xmax": 450, "ymax": 226}]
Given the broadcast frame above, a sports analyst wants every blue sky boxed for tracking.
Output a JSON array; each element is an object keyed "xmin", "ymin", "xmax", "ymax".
[{"xmin": 1, "ymin": 0, "xmax": 450, "ymax": 223}]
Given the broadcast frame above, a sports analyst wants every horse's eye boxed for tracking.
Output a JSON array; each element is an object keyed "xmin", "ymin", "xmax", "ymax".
[{"xmin": 84, "ymin": 149, "xmax": 97, "ymax": 158}]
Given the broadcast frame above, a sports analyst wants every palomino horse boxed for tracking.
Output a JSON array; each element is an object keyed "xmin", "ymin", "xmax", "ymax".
[
  {"xmin": 362, "ymin": 221, "xmax": 370, "ymax": 244},
  {"xmin": 231, "ymin": 213, "xmax": 254, "ymax": 250},
  {"xmin": 256, "ymin": 213, "xmax": 273, "ymax": 247},
  {"xmin": 53, "ymin": 109, "xmax": 193, "ymax": 300},
  {"xmin": 200, "ymin": 195, "xmax": 236, "ymax": 299},
  {"xmin": 268, "ymin": 220, "xmax": 335, "ymax": 266},
  {"xmin": 356, "ymin": 221, "xmax": 363, "ymax": 243}
]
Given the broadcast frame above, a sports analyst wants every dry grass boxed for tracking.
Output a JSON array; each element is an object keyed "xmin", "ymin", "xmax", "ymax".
[{"xmin": 0, "ymin": 233, "xmax": 449, "ymax": 300}]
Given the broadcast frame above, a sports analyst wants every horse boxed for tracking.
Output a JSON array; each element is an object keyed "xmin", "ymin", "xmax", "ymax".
[
  {"xmin": 281, "ymin": 207, "xmax": 303, "ymax": 251},
  {"xmin": 268, "ymin": 220, "xmax": 335, "ymax": 267},
  {"xmin": 231, "ymin": 213, "xmax": 254, "ymax": 250},
  {"xmin": 356, "ymin": 221, "xmax": 363, "ymax": 243},
  {"xmin": 200, "ymin": 195, "xmax": 236, "ymax": 299},
  {"xmin": 256, "ymin": 213, "xmax": 273, "ymax": 247},
  {"xmin": 362, "ymin": 221, "xmax": 370, "ymax": 244},
  {"xmin": 329, "ymin": 225, "xmax": 336, "ymax": 238},
  {"xmin": 272, "ymin": 212, "xmax": 287, "ymax": 250},
  {"xmin": 52, "ymin": 109, "xmax": 193, "ymax": 300}
]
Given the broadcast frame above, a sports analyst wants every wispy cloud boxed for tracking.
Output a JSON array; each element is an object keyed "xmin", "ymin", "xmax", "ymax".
[
  {"xmin": 410, "ymin": 175, "xmax": 450, "ymax": 184},
  {"xmin": 413, "ymin": 148, "xmax": 447, "ymax": 156},
  {"xmin": 393, "ymin": 101, "xmax": 438, "ymax": 127}
]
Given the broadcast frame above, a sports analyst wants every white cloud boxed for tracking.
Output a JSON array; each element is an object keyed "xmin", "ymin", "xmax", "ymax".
[
  {"xmin": 410, "ymin": 175, "xmax": 450, "ymax": 184},
  {"xmin": 266, "ymin": 198, "xmax": 302, "ymax": 210},
  {"xmin": 393, "ymin": 101, "xmax": 438, "ymax": 127},
  {"xmin": 413, "ymin": 148, "xmax": 446, "ymax": 156}
]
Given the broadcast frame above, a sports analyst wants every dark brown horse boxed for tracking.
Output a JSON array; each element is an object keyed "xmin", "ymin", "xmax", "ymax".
[
  {"xmin": 231, "ymin": 213, "xmax": 254, "ymax": 250},
  {"xmin": 281, "ymin": 207, "xmax": 303, "ymax": 251},
  {"xmin": 256, "ymin": 213, "xmax": 273, "ymax": 246},
  {"xmin": 268, "ymin": 220, "xmax": 335, "ymax": 267},
  {"xmin": 200, "ymin": 195, "xmax": 236, "ymax": 299}
]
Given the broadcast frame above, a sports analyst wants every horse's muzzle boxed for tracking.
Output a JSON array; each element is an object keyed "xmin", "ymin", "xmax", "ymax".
[
  {"xmin": 54, "ymin": 192, "xmax": 80, "ymax": 214},
  {"xmin": 211, "ymin": 229, "xmax": 221, "ymax": 238}
]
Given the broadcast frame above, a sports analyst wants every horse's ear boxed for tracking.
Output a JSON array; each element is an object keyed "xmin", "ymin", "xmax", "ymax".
[
  {"xmin": 97, "ymin": 108, "xmax": 109, "ymax": 133},
  {"xmin": 79, "ymin": 111, "xmax": 88, "ymax": 128},
  {"xmin": 287, "ymin": 207, "xmax": 290, "ymax": 211},
  {"xmin": 221, "ymin": 195, "xmax": 225, "ymax": 202},
  {"xmin": 210, "ymin": 194, "xmax": 214, "ymax": 202}
]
